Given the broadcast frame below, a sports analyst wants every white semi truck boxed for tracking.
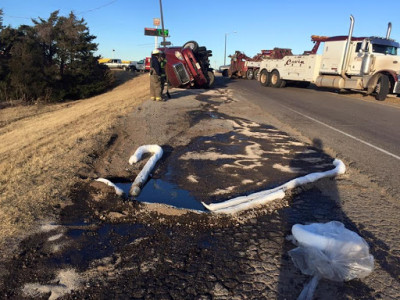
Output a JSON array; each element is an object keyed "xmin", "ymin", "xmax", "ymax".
[{"xmin": 258, "ymin": 16, "xmax": 400, "ymax": 101}]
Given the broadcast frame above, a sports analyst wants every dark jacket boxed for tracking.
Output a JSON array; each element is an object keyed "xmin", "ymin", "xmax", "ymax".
[{"xmin": 150, "ymin": 55, "xmax": 162, "ymax": 76}]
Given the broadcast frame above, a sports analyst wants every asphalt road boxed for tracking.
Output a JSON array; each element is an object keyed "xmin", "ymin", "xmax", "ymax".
[{"xmin": 227, "ymin": 78, "xmax": 400, "ymax": 197}]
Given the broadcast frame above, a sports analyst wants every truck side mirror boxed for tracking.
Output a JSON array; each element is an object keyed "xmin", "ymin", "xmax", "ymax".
[{"xmin": 360, "ymin": 40, "xmax": 367, "ymax": 52}]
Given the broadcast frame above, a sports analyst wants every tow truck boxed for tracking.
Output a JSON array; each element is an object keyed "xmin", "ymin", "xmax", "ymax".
[
  {"xmin": 227, "ymin": 48, "xmax": 293, "ymax": 80},
  {"xmin": 258, "ymin": 16, "xmax": 400, "ymax": 101}
]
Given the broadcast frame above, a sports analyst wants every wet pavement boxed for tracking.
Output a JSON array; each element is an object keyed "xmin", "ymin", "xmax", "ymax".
[{"xmin": 1, "ymin": 81, "xmax": 400, "ymax": 299}]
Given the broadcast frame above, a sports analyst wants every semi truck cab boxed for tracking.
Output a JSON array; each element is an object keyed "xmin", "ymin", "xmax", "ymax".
[
  {"xmin": 160, "ymin": 41, "xmax": 214, "ymax": 89},
  {"xmin": 351, "ymin": 38, "xmax": 400, "ymax": 83}
]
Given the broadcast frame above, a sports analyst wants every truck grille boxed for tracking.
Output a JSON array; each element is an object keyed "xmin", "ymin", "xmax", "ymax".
[{"xmin": 173, "ymin": 63, "xmax": 190, "ymax": 85}]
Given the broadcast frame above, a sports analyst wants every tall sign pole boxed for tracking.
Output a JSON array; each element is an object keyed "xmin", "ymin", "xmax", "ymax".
[
  {"xmin": 153, "ymin": 18, "xmax": 160, "ymax": 49},
  {"xmin": 155, "ymin": 24, "xmax": 158, "ymax": 49},
  {"xmin": 159, "ymin": 0, "xmax": 166, "ymax": 46}
]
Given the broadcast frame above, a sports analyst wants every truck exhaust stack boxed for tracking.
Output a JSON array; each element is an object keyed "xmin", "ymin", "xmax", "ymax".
[
  {"xmin": 341, "ymin": 15, "xmax": 355, "ymax": 78},
  {"xmin": 386, "ymin": 22, "xmax": 392, "ymax": 39}
]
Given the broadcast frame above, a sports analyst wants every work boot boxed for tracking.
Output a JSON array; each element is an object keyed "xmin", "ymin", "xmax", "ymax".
[{"xmin": 155, "ymin": 97, "xmax": 162, "ymax": 102}]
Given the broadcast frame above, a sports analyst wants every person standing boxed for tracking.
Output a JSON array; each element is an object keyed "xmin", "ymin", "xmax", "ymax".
[
  {"xmin": 160, "ymin": 52, "xmax": 167, "ymax": 97},
  {"xmin": 150, "ymin": 49, "xmax": 163, "ymax": 101}
]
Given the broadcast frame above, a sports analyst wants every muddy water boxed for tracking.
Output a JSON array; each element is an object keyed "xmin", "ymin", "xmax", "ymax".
[{"xmin": 115, "ymin": 179, "xmax": 206, "ymax": 212}]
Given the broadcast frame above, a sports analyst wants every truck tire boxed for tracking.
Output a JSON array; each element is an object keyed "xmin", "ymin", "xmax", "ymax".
[
  {"xmin": 246, "ymin": 69, "xmax": 254, "ymax": 80},
  {"xmin": 270, "ymin": 70, "xmax": 283, "ymax": 88},
  {"xmin": 183, "ymin": 41, "xmax": 199, "ymax": 52},
  {"xmin": 374, "ymin": 74, "xmax": 389, "ymax": 101},
  {"xmin": 260, "ymin": 70, "xmax": 270, "ymax": 87},
  {"xmin": 254, "ymin": 69, "xmax": 259, "ymax": 80},
  {"xmin": 222, "ymin": 69, "xmax": 228, "ymax": 77},
  {"xmin": 207, "ymin": 71, "xmax": 215, "ymax": 88}
]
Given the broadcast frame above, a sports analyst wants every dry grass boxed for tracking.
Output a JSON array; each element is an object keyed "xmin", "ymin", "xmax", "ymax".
[{"xmin": 0, "ymin": 73, "xmax": 149, "ymax": 250}]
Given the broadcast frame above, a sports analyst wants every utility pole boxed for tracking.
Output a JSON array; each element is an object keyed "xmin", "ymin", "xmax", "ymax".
[
  {"xmin": 224, "ymin": 34, "xmax": 227, "ymax": 66},
  {"xmin": 224, "ymin": 31, "xmax": 237, "ymax": 65},
  {"xmin": 159, "ymin": 0, "xmax": 166, "ymax": 46}
]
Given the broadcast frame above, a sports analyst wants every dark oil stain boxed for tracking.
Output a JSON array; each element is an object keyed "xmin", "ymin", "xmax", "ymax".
[{"xmin": 52, "ymin": 223, "xmax": 151, "ymax": 269}]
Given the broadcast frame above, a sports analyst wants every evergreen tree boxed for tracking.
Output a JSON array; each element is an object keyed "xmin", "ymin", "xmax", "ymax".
[
  {"xmin": 8, "ymin": 25, "xmax": 46, "ymax": 102},
  {"xmin": 53, "ymin": 12, "xmax": 111, "ymax": 99},
  {"xmin": 0, "ymin": 9, "xmax": 3, "ymax": 30}
]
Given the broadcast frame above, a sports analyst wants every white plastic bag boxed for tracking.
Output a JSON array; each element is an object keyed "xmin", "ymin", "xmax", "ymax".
[{"xmin": 288, "ymin": 221, "xmax": 374, "ymax": 300}]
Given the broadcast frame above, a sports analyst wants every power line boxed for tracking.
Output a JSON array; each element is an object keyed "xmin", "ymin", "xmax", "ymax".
[
  {"xmin": 76, "ymin": 0, "xmax": 118, "ymax": 15},
  {"xmin": 3, "ymin": 14, "xmax": 31, "ymax": 20},
  {"xmin": 2, "ymin": 0, "xmax": 118, "ymax": 20},
  {"xmin": 136, "ymin": 43, "xmax": 157, "ymax": 47}
]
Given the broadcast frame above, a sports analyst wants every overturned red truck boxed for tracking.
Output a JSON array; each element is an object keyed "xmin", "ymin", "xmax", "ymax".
[
  {"xmin": 158, "ymin": 41, "xmax": 214, "ymax": 89},
  {"xmin": 226, "ymin": 48, "xmax": 293, "ymax": 80}
]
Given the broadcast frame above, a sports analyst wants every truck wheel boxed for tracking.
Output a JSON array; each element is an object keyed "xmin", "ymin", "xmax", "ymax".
[
  {"xmin": 253, "ymin": 69, "xmax": 259, "ymax": 80},
  {"xmin": 374, "ymin": 74, "xmax": 389, "ymax": 101},
  {"xmin": 246, "ymin": 69, "xmax": 254, "ymax": 80},
  {"xmin": 183, "ymin": 41, "xmax": 199, "ymax": 52},
  {"xmin": 222, "ymin": 69, "xmax": 228, "ymax": 77},
  {"xmin": 207, "ymin": 71, "xmax": 215, "ymax": 88},
  {"xmin": 260, "ymin": 70, "xmax": 270, "ymax": 87},
  {"xmin": 270, "ymin": 70, "xmax": 283, "ymax": 88}
]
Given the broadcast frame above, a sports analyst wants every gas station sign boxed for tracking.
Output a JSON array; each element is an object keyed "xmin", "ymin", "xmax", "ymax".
[{"xmin": 153, "ymin": 18, "xmax": 160, "ymax": 26}]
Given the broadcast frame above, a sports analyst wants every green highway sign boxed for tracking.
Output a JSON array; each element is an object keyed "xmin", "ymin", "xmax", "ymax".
[
  {"xmin": 144, "ymin": 28, "xmax": 169, "ymax": 37},
  {"xmin": 159, "ymin": 29, "xmax": 169, "ymax": 37}
]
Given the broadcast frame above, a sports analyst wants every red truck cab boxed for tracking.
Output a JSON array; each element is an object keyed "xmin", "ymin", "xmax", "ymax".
[{"xmin": 158, "ymin": 41, "xmax": 214, "ymax": 89}]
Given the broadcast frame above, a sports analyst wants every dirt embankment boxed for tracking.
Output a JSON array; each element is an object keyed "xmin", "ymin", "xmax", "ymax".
[{"xmin": 0, "ymin": 72, "xmax": 148, "ymax": 253}]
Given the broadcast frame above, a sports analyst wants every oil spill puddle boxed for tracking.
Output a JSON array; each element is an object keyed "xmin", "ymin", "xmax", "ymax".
[
  {"xmin": 52, "ymin": 222, "xmax": 152, "ymax": 269},
  {"xmin": 115, "ymin": 179, "xmax": 206, "ymax": 212}
]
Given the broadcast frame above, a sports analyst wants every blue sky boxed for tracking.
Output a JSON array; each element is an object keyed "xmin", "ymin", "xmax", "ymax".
[{"xmin": 2, "ymin": 0, "xmax": 400, "ymax": 69}]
